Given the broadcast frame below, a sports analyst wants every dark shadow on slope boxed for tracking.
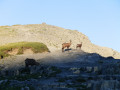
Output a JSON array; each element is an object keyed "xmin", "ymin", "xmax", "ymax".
[
  {"xmin": 64, "ymin": 48, "xmax": 72, "ymax": 51},
  {"xmin": 0, "ymin": 50, "xmax": 120, "ymax": 90},
  {"xmin": 0, "ymin": 49, "xmax": 119, "ymax": 77}
]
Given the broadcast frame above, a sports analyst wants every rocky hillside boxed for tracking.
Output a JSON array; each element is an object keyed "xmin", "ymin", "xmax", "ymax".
[
  {"xmin": 0, "ymin": 49, "xmax": 120, "ymax": 90},
  {"xmin": 0, "ymin": 23, "xmax": 120, "ymax": 59}
]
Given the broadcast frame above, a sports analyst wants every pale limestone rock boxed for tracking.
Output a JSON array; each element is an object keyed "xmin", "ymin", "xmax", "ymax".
[
  {"xmin": 73, "ymin": 70, "xmax": 80, "ymax": 74},
  {"xmin": 0, "ymin": 24, "xmax": 120, "ymax": 59}
]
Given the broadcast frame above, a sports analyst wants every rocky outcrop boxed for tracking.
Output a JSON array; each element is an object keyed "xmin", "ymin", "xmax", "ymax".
[
  {"xmin": 25, "ymin": 58, "xmax": 39, "ymax": 67},
  {"xmin": 0, "ymin": 51, "xmax": 120, "ymax": 90}
]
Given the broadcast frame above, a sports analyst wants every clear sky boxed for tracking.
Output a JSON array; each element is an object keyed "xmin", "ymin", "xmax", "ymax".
[{"xmin": 0, "ymin": 0, "xmax": 120, "ymax": 52}]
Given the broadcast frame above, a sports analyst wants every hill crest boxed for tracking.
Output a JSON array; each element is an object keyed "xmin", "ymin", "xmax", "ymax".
[{"xmin": 0, "ymin": 23, "xmax": 120, "ymax": 59}]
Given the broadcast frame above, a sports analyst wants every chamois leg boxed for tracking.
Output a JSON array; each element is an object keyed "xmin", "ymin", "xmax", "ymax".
[
  {"xmin": 62, "ymin": 48, "xmax": 64, "ymax": 52},
  {"xmin": 76, "ymin": 46, "xmax": 77, "ymax": 49},
  {"xmin": 67, "ymin": 47, "xmax": 69, "ymax": 49},
  {"xmin": 67, "ymin": 46, "xmax": 70, "ymax": 52}
]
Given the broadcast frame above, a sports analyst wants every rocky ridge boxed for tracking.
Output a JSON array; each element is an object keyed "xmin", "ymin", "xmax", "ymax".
[{"xmin": 0, "ymin": 23, "xmax": 120, "ymax": 59}]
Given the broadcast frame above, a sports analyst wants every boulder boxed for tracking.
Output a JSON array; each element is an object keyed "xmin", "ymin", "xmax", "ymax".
[{"xmin": 25, "ymin": 58, "xmax": 39, "ymax": 67}]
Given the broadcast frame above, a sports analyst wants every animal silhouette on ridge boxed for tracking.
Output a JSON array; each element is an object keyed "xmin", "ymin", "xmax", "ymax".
[
  {"xmin": 62, "ymin": 40, "xmax": 72, "ymax": 52},
  {"xmin": 76, "ymin": 42, "xmax": 82, "ymax": 49}
]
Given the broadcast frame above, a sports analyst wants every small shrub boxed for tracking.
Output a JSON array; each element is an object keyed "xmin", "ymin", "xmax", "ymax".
[
  {"xmin": 50, "ymin": 66, "xmax": 62, "ymax": 73},
  {"xmin": 0, "ymin": 42, "xmax": 49, "ymax": 59},
  {"xmin": 20, "ymin": 68, "xmax": 30, "ymax": 74},
  {"xmin": 98, "ymin": 60, "xmax": 104, "ymax": 64},
  {"xmin": 48, "ymin": 66, "xmax": 62, "ymax": 77}
]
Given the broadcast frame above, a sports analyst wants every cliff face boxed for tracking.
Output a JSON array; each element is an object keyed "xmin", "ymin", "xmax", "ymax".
[{"xmin": 0, "ymin": 23, "xmax": 120, "ymax": 59}]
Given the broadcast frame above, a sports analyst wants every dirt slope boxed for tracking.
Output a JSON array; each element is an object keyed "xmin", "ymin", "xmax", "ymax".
[{"xmin": 0, "ymin": 23, "xmax": 119, "ymax": 59}]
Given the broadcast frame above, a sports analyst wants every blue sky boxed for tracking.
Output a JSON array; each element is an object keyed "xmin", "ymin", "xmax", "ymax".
[{"xmin": 0, "ymin": 0, "xmax": 120, "ymax": 52}]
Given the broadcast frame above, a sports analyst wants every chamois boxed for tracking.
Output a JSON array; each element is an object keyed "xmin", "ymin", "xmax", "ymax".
[
  {"xmin": 62, "ymin": 40, "xmax": 72, "ymax": 52},
  {"xmin": 76, "ymin": 42, "xmax": 82, "ymax": 49}
]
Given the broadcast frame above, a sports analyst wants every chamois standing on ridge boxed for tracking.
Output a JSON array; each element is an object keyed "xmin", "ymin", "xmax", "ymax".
[
  {"xmin": 76, "ymin": 42, "xmax": 82, "ymax": 49},
  {"xmin": 62, "ymin": 40, "xmax": 72, "ymax": 52}
]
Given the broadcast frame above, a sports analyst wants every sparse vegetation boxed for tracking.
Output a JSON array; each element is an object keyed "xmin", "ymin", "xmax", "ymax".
[
  {"xmin": 0, "ymin": 27, "xmax": 15, "ymax": 36},
  {"xmin": 57, "ymin": 78, "xmax": 66, "ymax": 82},
  {"xmin": 0, "ymin": 42, "xmax": 49, "ymax": 59},
  {"xmin": 76, "ymin": 77, "xmax": 86, "ymax": 83},
  {"xmin": 48, "ymin": 66, "xmax": 62, "ymax": 77},
  {"xmin": 14, "ymin": 73, "xmax": 42, "ymax": 81},
  {"xmin": 66, "ymin": 84, "xmax": 87, "ymax": 89},
  {"xmin": 12, "ymin": 24, "xmax": 21, "ymax": 26},
  {"xmin": 98, "ymin": 60, "xmax": 104, "ymax": 64},
  {"xmin": 0, "ymin": 72, "xmax": 42, "ymax": 81},
  {"xmin": 0, "ymin": 80, "xmax": 35, "ymax": 90}
]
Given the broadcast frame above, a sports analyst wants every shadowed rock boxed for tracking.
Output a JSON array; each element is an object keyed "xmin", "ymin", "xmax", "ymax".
[
  {"xmin": 0, "ymin": 55, "xmax": 3, "ymax": 59},
  {"xmin": 25, "ymin": 58, "xmax": 39, "ymax": 67},
  {"xmin": 106, "ymin": 56, "xmax": 114, "ymax": 59}
]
